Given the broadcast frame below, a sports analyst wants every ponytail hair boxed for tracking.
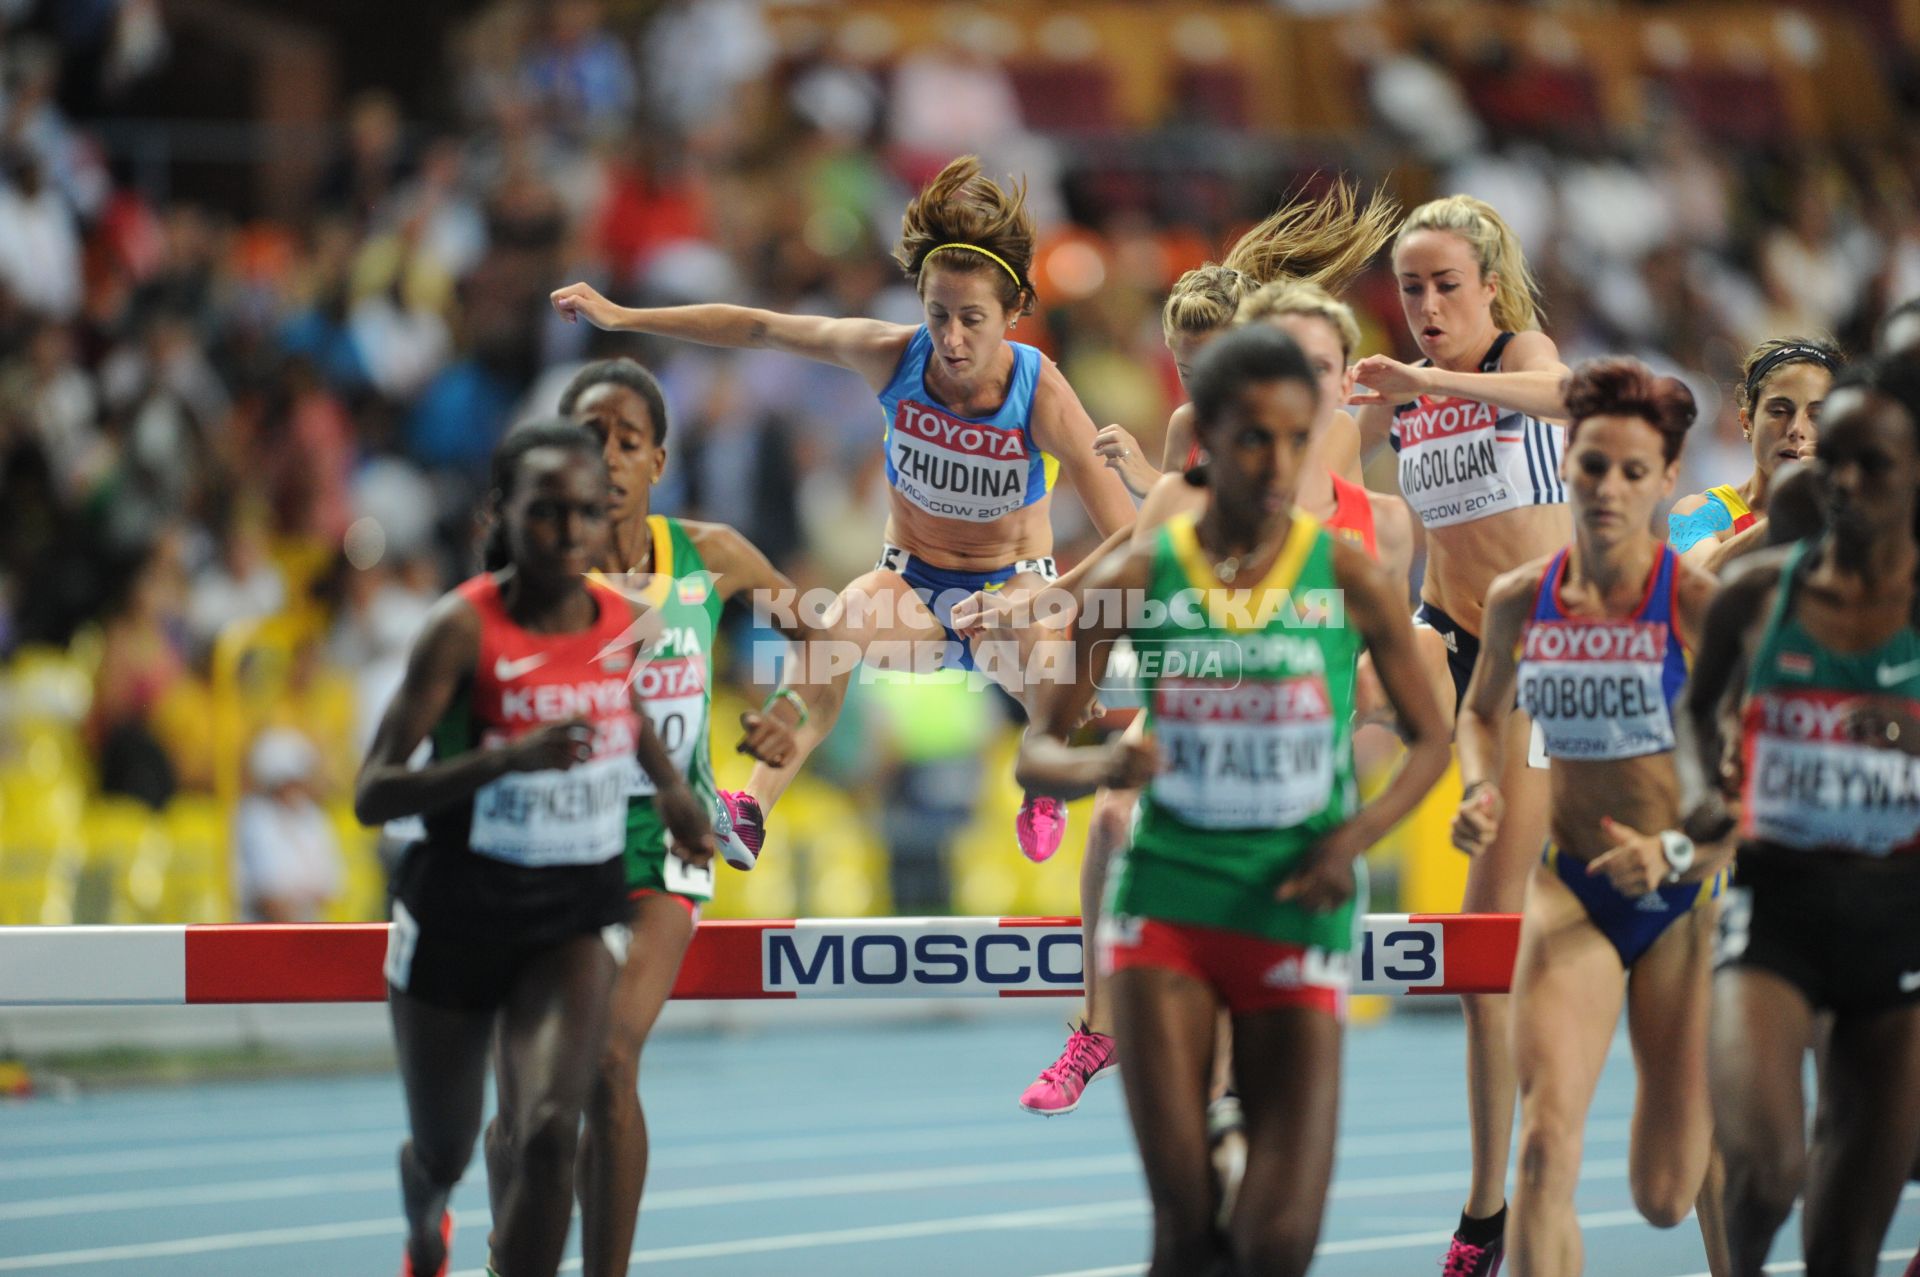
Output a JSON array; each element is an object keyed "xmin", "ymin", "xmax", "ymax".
[
  {"xmin": 481, "ymin": 418, "xmax": 604, "ymax": 572},
  {"xmin": 1163, "ymin": 179, "xmax": 1397, "ymax": 344},
  {"xmin": 1562, "ymin": 357, "xmax": 1697, "ymax": 463},
  {"xmin": 894, "ymin": 156, "xmax": 1037, "ymax": 316},
  {"xmin": 1396, "ymin": 195, "xmax": 1543, "ymax": 334},
  {"xmin": 1235, "ymin": 280, "xmax": 1363, "ymax": 362}
]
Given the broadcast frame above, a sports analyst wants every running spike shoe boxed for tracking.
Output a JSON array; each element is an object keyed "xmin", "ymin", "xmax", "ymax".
[
  {"xmin": 1441, "ymin": 1232, "xmax": 1504, "ymax": 1277},
  {"xmin": 401, "ymin": 1209, "xmax": 453, "ymax": 1277},
  {"xmin": 716, "ymin": 790, "xmax": 765, "ymax": 870},
  {"xmin": 1016, "ymin": 794, "xmax": 1068, "ymax": 863},
  {"xmin": 1018, "ymin": 1020, "xmax": 1116, "ymax": 1115}
]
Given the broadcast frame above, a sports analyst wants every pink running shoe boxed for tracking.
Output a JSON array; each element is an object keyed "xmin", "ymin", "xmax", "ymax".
[
  {"xmin": 716, "ymin": 790, "xmax": 766, "ymax": 871},
  {"xmin": 1441, "ymin": 1234, "xmax": 1504, "ymax": 1277},
  {"xmin": 1019, "ymin": 1021, "xmax": 1116, "ymax": 1116},
  {"xmin": 1016, "ymin": 794, "xmax": 1068, "ymax": 863}
]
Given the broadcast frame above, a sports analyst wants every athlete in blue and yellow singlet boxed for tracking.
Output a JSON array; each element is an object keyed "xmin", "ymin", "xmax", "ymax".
[{"xmin": 551, "ymin": 157, "xmax": 1137, "ymax": 864}]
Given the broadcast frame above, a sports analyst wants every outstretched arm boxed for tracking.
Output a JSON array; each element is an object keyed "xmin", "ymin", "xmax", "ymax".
[
  {"xmin": 551, "ymin": 282, "xmax": 914, "ymax": 392},
  {"xmin": 1352, "ymin": 330, "xmax": 1571, "ymax": 424}
]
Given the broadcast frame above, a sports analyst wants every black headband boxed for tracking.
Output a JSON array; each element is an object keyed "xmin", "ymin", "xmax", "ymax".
[{"xmin": 1745, "ymin": 343, "xmax": 1840, "ymax": 406}]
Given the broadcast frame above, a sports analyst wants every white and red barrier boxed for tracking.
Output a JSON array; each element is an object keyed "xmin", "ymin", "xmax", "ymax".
[{"xmin": 0, "ymin": 914, "xmax": 1520, "ymax": 1007}]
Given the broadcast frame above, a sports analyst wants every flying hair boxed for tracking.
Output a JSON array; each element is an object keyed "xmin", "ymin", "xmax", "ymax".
[
  {"xmin": 1396, "ymin": 194, "xmax": 1543, "ymax": 334},
  {"xmin": 894, "ymin": 156, "xmax": 1037, "ymax": 316},
  {"xmin": 1163, "ymin": 179, "xmax": 1398, "ymax": 343}
]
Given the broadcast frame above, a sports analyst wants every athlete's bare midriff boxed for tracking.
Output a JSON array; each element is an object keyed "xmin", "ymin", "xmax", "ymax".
[
  {"xmin": 883, "ymin": 491, "xmax": 1056, "ymax": 571},
  {"xmin": 1546, "ymin": 753, "xmax": 1679, "ymax": 864},
  {"xmin": 1424, "ymin": 504, "xmax": 1571, "ymax": 634}
]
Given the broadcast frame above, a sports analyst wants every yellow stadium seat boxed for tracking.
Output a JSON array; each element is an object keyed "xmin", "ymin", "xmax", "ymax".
[
  {"xmin": 162, "ymin": 794, "xmax": 235, "ymax": 923},
  {"xmin": 1396, "ymin": 759, "xmax": 1468, "ymax": 916},
  {"xmin": 326, "ymin": 804, "xmax": 386, "ymax": 922},
  {"xmin": 0, "ymin": 759, "xmax": 86, "ymax": 925},
  {"xmin": 80, "ymin": 795, "xmax": 172, "ymax": 923}
]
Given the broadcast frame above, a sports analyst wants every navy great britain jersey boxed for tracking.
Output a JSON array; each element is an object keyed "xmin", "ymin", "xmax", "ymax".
[
  {"xmin": 1390, "ymin": 331, "xmax": 1566, "ymax": 529},
  {"xmin": 1517, "ymin": 545, "xmax": 1690, "ymax": 761},
  {"xmin": 877, "ymin": 326, "xmax": 1057, "ymax": 524}
]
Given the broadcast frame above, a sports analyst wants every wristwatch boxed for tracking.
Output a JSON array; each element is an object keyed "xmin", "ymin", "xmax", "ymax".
[{"xmin": 1658, "ymin": 829, "xmax": 1696, "ymax": 883}]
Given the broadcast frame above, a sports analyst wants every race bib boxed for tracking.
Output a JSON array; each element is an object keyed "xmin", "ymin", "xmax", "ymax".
[
  {"xmin": 470, "ymin": 751, "xmax": 636, "ymax": 866},
  {"xmin": 1151, "ymin": 675, "xmax": 1335, "ymax": 828},
  {"xmin": 629, "ymin": 653, "xmax": 709, "ymax": 795},
  {"xmin": 887, "ymin": 399, "xmax": 1035, "ymax": 523},
  {"xmin": 661, "ymin": 846, "xmax": 715, "ymax": 897},
  {"xmin": 1518, "ymin": 621, "xmax": 1675, "ymax": 761},
  {"xmin": 1394, "ymin": 397, "xmax": 1518, "ymax": 529},
  {"xmin": 1744, "ymin": 691, "xmax": 1920, "ymax": 855}
]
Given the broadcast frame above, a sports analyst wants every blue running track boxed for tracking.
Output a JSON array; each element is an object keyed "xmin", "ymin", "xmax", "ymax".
[{"xmin": 0, "ymin": 1012, "xmax": 1914, "ymax": 1275}]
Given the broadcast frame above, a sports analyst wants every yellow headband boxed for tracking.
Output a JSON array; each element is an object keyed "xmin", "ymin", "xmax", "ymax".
[{"xmin": 928, "ymin": 243, "xmax": 1023, "ymax": 291}]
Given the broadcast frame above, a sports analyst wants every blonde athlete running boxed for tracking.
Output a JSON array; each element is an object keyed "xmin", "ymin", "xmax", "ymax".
[{"xmin": 1351, "ymin": 195, "xmax": 1572, "ymax": 1273}]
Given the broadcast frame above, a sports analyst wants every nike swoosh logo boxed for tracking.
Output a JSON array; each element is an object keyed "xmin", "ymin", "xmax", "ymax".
[
  {"xmin": 1900, "ymin": 970, "xmax": 1920, "ymax": 994},
  {"xmin": 1878, "ymin": 659, "xmax": 1920, "ymax": 687},
  {"xmin": 494, "ymin": 653, "xmax": 550, "ymax": 681}
]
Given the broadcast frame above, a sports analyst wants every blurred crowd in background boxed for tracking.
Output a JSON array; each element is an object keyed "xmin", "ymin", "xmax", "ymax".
[{"xmin": 1, "ymin": 0, "xmax": 1918, "ymax": 925}]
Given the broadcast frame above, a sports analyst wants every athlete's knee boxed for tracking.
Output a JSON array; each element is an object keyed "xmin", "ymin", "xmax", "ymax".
[
  {"xmin": 1151, "ymin": 1207, "xmax": 1226, "ymax": 1277},
  {"xmin": 406, "ymin": 1132, "xmax": 475, "ymax": 1189},
  {"xmin": 1229, "ymin": 1214, "xmax": 1317, "ymax": 1277},
  {"xmin": 1515, "ymin": 1107, "xmax": 1583, "ymax": 1195},
  {"xmin": 1459, "ymin": 991, "xmax": 1508, "ymax": 1027},
  {"xmin": 590, "ymin": 1044, "xmax": 640, "ymax": 1121},
  {"xmin": 1629, "ymin": 1165, "xmax": 1697, "ymax": 1230},
  {"xmin": 1722, "ymin": 1141, "xmax": 1804, "ymax": 1220},
  {"xmin": 1148, "ymin": 1192, "xmax": 1218, "ymax": 1254},
  {"xmin": 512, "ymin": 1099, "xmax": 587, "ymax": 1174}
]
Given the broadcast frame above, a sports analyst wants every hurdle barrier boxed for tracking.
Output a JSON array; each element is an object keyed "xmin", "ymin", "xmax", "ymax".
[{"xmin": 0, "ymin": 913, "xmax": 1520, "ymax": 1006}]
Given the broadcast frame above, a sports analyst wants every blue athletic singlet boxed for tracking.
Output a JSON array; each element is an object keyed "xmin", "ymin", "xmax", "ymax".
[
  {"xmin": 1389, "ymin": 332, "xmax": 1566, "ymax": 529},
  {"xmin": 1517, "ymin": 545, "xmax": 1690, "ymax": 761},
  {"xmin": 878, "ymin": 326, "xmax": 1057, "ymax": 524}
]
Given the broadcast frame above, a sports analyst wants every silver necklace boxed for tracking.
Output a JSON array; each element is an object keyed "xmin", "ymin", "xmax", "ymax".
[{"xmin": 1209, "ymin": 528, "xmax": 1282, "ymax": 584}]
